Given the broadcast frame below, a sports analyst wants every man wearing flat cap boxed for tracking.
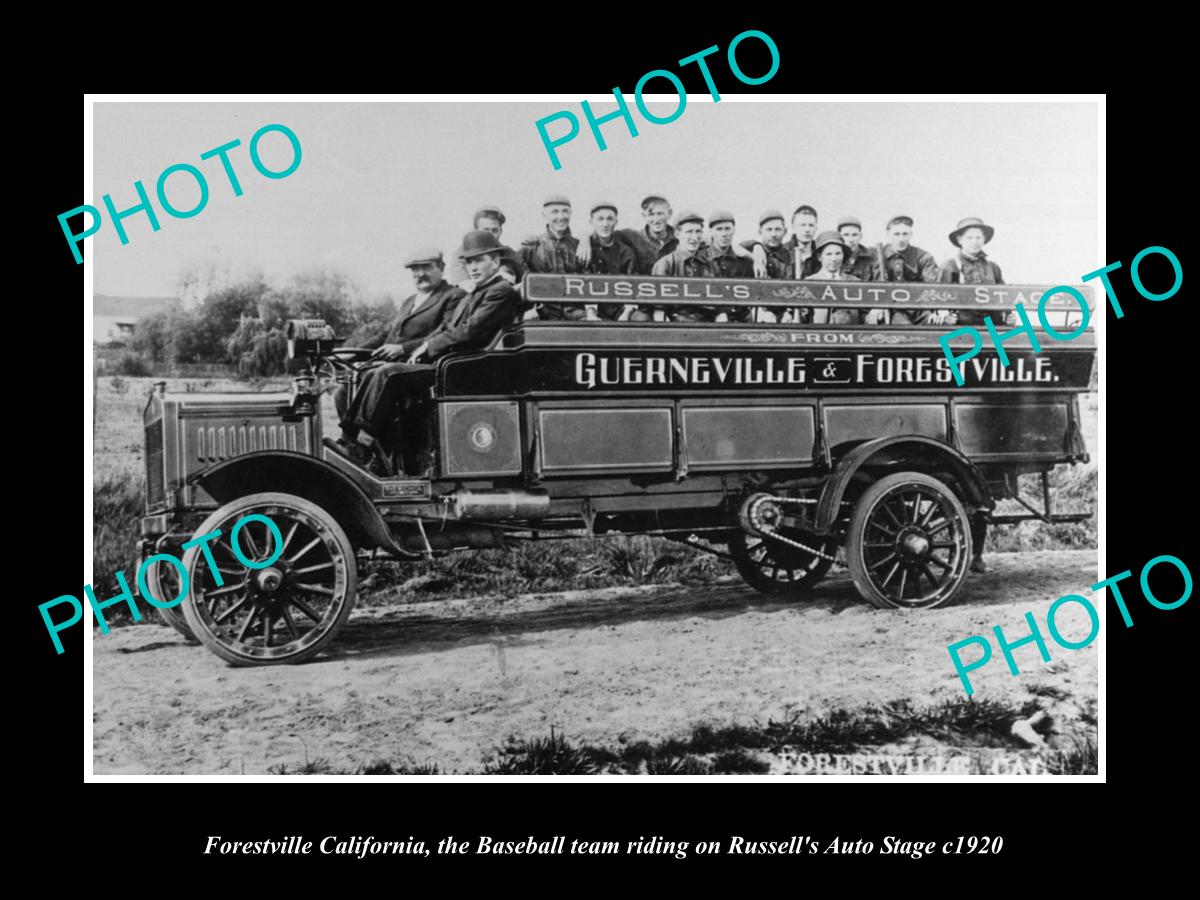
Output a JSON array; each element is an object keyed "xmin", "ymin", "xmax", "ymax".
[
  {"xmin": 739, "ymin": 205, "xmax": 819, "ymax": 287},
  {"xmin": 938, "ymin": 217, "xmax": 1004, "ymax": 326},
  {"xmin": 877, "ymin": 215, "xmax": 942, "ymax": 325},
  {"xmin": 740, "ymin": 210, "xmax": 802, "ymax": 322},
  {"xmin": 651, "ymin": 210, "xmax": 718, "ymax": 322},
  {"xmin": 741, "ymin": 210, "xmax": 793, "ymax": 280},
  {"xmin": 575, "ymin": 193, "xmax": 676, "ymax": 274},
  {"xmin": 520, "ymin": 194, "xmax": 584, "ymax": 320},
  {"xmin": 449, "ymin": 205, "xmax": 520, "ymax": 286},
  {"xmin": 366, "ymin": 248, "xmax": 467, "ymax": 360},
  {"xmin": 576, "ymin": 193, "xmax": 763, "ymax": 278},
  {"xmin": 334, "ymin": 248, "xmax": 466, "ymax": 418},
  {"xmin": 581, "ymin": 201, "xmax": 637, "ymax": 321},
  {"xmin": 705, "ymin": 210, "xmax": 753, "ymax": 323},
  {"xmin": 333, "ymin": 230, "xmax": 522, "ymax": 475},
  {"xmin": 837, "ymin": 216, "xmax": 882, "ymax": 282},
  {"xmin": 804, "ymin": 231, "xmax": 862, "ymax": 324}
]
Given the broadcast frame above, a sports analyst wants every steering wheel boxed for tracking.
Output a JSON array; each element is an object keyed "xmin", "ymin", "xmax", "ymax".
[{"xmin": 327, "ymin": 347, "xmax": 375, "ymax": 362}]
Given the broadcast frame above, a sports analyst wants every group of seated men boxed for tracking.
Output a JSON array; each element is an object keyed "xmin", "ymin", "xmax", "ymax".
[
  {"xmin": 329, "ymin": 194, "xmax": 1004, "ymax": 479},
  {"xmin": 464, "ymin": 193, "xmax": 1003, "ymax": 326}
]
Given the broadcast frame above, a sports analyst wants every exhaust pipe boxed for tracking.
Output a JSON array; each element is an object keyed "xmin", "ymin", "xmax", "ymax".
[{"xmin": 445, "ymin": 490, "xmax": 551, "ymax": 520}]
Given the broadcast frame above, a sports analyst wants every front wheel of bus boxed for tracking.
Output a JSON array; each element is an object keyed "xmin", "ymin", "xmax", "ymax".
[
  {"xmin": 181, "ymin": 492, "xmax": 358, "ymax": 666},
  {"xmin": 143, "ymin": 555, "xmax": 196, "ymax": 641},
  {"xmin": 845, "ymin": 472, "xmax": 972, "ymax": 610}
]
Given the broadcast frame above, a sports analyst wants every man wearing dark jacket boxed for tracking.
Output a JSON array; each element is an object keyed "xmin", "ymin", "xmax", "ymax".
[
  {"xmin": 334, "ymin": 248, "xmax": 465, "ymax": 418},
  {"xmin": 447, "ymin": 205, "xmax": 521, "ymax": 286},
  {"xmin": 520, "ymin": 194, "xmax": 584, "ymax": 320},
  {"xmin": 580, "ymin": 201, "xmax": 638, "ymax": 320},
  {"xmin": 333, "ymin": 231, "xmax": 521, "ymax": 474}
]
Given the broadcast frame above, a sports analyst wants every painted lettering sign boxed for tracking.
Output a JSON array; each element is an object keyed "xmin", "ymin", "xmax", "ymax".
[
  {"xmin": 442, "ymin": 348, "xmax": 1094, "ymax": 396},
  {"xmin": 522, "ymin": 274, "xmax": 1096, "ymax": 312}
]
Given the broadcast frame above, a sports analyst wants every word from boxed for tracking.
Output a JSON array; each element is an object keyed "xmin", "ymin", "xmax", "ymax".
[
  {"xmin": 40, "ymin": 513, "xmax": 282, "ymax": 654},
  {"xmin": 947, "ymin": 553, "xmax": 1192, "ymax": 695},
  {"xmin": 58, "ymin": 124, "xmax": 302, "ymax": 264},
  {"xmin": 570, "ymin": 350, "xmax": 1073, "ymax": 391},
  {"xmin": 535, "ymin": 30, "xmax": 779, "ymax": 170},
  {"xmin": 939, "ymin": 245, "xmax": 1182, "ymax": 386}
]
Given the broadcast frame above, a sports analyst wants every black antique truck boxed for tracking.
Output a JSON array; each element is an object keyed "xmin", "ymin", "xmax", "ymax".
[{"xmin": 140, "ymin": 274, "xmax": 1095, "ymax": 665}]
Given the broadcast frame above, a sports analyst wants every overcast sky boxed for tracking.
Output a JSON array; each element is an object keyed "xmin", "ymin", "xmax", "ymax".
[{"xmin": 92, "ymin": 99, "xmax": 1098, "ymax": 300}]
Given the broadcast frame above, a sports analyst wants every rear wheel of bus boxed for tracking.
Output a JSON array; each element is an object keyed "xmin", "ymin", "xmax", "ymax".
[{"xmin": 845, "ymin": 472, "xmax": 972, "ymax": 610}]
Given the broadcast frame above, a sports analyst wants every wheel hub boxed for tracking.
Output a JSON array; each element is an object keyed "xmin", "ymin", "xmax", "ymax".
[
  {"xmin": 254, "ymin": 567, "xmax": 284, "ymax": 593},
  {"xmin": 898, "ymin": 530, "xmax": 931, "ymax": 559}
]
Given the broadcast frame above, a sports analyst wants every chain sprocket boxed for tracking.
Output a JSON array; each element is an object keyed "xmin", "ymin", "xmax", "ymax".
[{"xmin": 738, "ymin": 493, "xmax": 840, "ymax": 563}]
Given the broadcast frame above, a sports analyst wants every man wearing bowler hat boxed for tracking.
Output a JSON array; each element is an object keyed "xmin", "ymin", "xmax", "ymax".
[
  {"xmin": 449, "ymin": 205, "xmax": 521, "ymax": 286},
  {"xmin": 332, "ymin": 230, "xmax": 522, "ymax": 475},
  {"xmin": 837, "ymin": 216, "xmax": 881, "ymax": 282},
  {"xmin": 520, "ymin": 194, "xmax": 584, "ymax": 320},
  {"xmin": 334, "ymin": 247, "xmax": 467, "ymax": 419},
  {"xmin": 878, "ymin": 215, "xmax": 942, "ymax": 325},
  {"xmin": 938, "ymin": 217, "xmax": 1004, "ymax": 326},
  {"xmin": 804, "ymin": 231, "xmax": 862, "ymax": 324}
]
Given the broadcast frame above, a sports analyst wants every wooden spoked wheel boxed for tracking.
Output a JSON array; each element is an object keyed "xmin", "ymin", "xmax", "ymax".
[
  {"xmin": 845, "ymin": 472, "xmax": 972, "ymax": 609},
  {"xmin": 180, "ymin": 492, "xmax": 357, "ymax": 666},
  {"xmin": 729, "ymin": 529, "xmax": 837, "ymax": 596}
]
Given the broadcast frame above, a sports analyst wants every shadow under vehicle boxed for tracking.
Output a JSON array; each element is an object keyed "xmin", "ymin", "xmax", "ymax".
[{"xmin": 139, "ymin": 274, "xmax": 1096, "ymax": 665}]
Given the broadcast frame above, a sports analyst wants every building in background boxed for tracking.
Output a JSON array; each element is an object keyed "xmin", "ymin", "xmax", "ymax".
[{"xmin": 94, "ymin": 295, "xmax": 178, "ymax": 346}]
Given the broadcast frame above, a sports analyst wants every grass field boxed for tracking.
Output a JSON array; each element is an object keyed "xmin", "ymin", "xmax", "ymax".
[{"xmin": 265, "ymin": 696, "xmax": 1097, "ymax": 775}]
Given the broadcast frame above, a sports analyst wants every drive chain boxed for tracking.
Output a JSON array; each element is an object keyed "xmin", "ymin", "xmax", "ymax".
[{"xmin": 744, "ymin": 493, "xmax": 841, "ymax": 563}]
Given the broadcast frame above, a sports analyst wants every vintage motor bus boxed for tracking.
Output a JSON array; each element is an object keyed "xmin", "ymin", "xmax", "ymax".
[{"xmin": 139, "ymin": 274, "xmax": 1096, "ymax": 665}]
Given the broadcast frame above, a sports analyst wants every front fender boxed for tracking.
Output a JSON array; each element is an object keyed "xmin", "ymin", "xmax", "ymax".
[
  {"xmin": 189, "ymin": 450, "xmax": 406, "ymax": 556},
  {"xmin": 812, "ymin": 435, "xmax": 993, "ymax": 534}
]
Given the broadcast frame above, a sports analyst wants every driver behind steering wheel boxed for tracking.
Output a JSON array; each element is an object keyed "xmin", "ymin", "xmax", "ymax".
[
  {"xmin": 332, "ymin": 246, "xmax": 466, "ymax": 431},
  {"xmin": 332, "ymin": 231, "xmax": 522, "ymax": 476}
]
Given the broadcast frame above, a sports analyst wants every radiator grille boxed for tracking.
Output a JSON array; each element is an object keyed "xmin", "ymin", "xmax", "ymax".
[{"xmin": 144, "ymin": 418, "xmax": 164, "ymax": 509}]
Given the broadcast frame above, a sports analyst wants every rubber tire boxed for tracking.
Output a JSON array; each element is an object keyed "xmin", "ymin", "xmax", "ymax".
[
  {"xmin": 181, "ymin": 492, "xmax": 358, "ymax": 666},
  {"xmin": 845, "ymin": 471, "xmax": 972, "ymax": 610},
  {"xmin": 729, "ymin": 530, "xmax": 836, "ymax": 597},
  {"xmin": 145, "ymin": 559, "xmax": 197, "ymax": 642}
]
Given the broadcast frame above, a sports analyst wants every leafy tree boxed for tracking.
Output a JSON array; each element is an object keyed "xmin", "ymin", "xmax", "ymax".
[
  {"xmin": 130, "ymin": 310, "xmax": 174, "ymax": 363},
  {"xmin": 344, "ymin": 297, "xmax": 398, "ymax": 347},
  {"xmin": 283, "ymin": 269, "xmax": 360, "ymax": 335},
  {"xmin": 192, "ymin": 278, "xmax": 270, "ymax": 362},
  {"xmin": 136, "ymin": 265, "xmax": 379, "ymax": 371}
]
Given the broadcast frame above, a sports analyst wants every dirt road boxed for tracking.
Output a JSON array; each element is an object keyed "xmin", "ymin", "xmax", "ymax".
[{"xmin": 92, "ymin": 549, "xmax": 1099, "ymax": 775}]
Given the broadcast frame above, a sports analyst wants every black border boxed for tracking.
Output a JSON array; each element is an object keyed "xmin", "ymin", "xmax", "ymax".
[{"xmin": 22, "ymin": 16, "xmax": 1194, "ymax": 878}]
